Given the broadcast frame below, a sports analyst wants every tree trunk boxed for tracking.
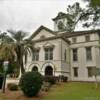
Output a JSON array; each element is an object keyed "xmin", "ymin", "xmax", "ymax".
[{"xmin": 20, "ymin": 56, "xmax": 25, "ymax": 74}]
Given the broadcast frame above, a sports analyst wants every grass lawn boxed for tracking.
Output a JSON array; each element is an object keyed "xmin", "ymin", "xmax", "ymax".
[
  {"xmin": 0, "ymin": 82, "xmax": 100, "ymax": 100},
  {"xmin": 43, "ymin": 82, "xmax": 100, "ymax": 100}
]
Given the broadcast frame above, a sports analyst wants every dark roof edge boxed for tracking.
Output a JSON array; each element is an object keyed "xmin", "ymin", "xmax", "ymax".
[
  {"xmin": 61, "ymin": 29, "xmax": 100, "ymax": 37},
  {"xmin": 32, "ymin": 35, "xmax": 70, "ymax": 44}
]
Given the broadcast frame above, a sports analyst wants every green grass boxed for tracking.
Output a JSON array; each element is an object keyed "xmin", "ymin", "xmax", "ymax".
[
  {"xmin": 0, "ymin": 82, "xmax": 100, "ymax": 100},
  {"xmin": 42, "ymin": 82, "xmax": 100, "ymax": 100}
]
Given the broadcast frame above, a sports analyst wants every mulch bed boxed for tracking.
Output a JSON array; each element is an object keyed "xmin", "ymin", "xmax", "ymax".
[{"xmin": 0, "ymin": 89, "xmax": 47, "ymax": 100}]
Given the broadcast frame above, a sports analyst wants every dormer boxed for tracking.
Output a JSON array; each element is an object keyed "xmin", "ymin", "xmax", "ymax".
[{"xmin": 52, "ymin": 12, "xmax": 68, "ymax": 32}]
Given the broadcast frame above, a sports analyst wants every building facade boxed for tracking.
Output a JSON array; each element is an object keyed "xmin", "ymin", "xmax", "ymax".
[{"xmin": 26, "ymin": 12, "xmax": 100, "ymax": 82}]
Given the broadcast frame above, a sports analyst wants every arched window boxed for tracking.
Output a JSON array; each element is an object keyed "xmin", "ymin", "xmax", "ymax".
[{"xmin": 32, "ymin": 66, "xmax": 38, "ymax": 72}]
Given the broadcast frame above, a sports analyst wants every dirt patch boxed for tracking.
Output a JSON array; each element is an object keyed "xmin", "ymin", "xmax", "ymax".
[{"xmin": 0, "ymin": 89, "xmax": 47, "ymax": 100}]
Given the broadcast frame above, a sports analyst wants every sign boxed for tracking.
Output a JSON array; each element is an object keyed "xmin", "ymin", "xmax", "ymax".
[{"xmin": 3, "ymin": 61, "xmax": 9, "ymax": 72}]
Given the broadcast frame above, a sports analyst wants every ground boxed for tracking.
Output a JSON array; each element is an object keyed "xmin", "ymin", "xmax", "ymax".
[{"xmin": 0, "ymin": 82, "xmax": 100, "ymax": 100}]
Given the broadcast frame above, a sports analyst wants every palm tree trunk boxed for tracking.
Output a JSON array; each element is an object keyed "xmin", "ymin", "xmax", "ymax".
[
  {"xmin": 16, "ymin": 46, "xmax": 25, "ymax": 74},
  {"xmin": 20, "ymin": 58, "xmax": 25, "ymax": 74}
]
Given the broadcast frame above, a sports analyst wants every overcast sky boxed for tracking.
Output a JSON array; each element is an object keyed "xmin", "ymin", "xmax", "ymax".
[{"xmin": 0, "ymin": 0, "xmax": 86, "ymax": 34}]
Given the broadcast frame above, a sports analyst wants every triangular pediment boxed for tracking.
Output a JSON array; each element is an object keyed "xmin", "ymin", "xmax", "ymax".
[{"xmin": 30, "ymin": 25, "xmax": 57, "ymax": 41}]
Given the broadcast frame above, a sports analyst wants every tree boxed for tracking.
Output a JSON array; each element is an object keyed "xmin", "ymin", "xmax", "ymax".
[
  {"xmin": 66, "ymin": 2, "xmax": 88, "ymax": 32},
  {"xmin": 0, "ymin": 30, "xmax": 34, "ymax": 74},
  {"xmin": 65, "ymin": 2, "xmax": 100, "ymax": 31},
  {"xmin": 65, "ymin": 2, "xmax": 85, "ymax": 32},
  {"xmin": 81, "ymin": 0, "xmax": 100, "ymax": 29},
  {"xmin": 83, "ymin": 0, "xmax": 100, "ymax": 7}
]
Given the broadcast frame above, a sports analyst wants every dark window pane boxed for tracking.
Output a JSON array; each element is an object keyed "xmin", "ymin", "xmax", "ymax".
[
  {"xmin": 73, "ymin": 67, "xmax": 78, "ymax": 77},
  {"xmin": 32, "ymin": 50, "xmax": 39, "ymax": 61},
  {"xmin": 85, "ymin": 35, "xmax": 90, "ymax": 42},
  {"xmin": 73, "ymin": 48, "xmax": 78, "ymax": 61},
  {"xmin": 64, "ymin": 49, "xmax": 66, "ymax": 61},
  {"xmin": 87, "ymin": 67, "xmax": 93, "ymax": 77},
  {"xmin": 86, "ymin": 47, "xmax": 92, "ymax": 61},
  {"xmin": 45, "ymin": 48, "xmax": 53, "ymax": 60}
]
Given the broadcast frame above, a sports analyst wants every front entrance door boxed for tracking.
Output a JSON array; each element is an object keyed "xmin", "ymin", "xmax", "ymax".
[{"xmin": 45, "ymin": 66, "xmax": 53, "ymax": 76}]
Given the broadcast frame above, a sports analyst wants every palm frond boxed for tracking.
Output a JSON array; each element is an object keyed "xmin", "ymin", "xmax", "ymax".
[{"xmin": 8, "ymin": 29, "xmax": 28, "ymax": 42}]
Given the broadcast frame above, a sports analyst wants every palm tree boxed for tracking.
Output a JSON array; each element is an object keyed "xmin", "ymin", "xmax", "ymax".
[{"xmin": 0, "ymin": 30, "xmax": 34, "ymax": 75}]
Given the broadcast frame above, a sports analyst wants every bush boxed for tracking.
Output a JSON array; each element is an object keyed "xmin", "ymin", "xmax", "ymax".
[
  {"xmin": 44, "ymin": 76, "xmax": 56, "ymax": 85},
  {"xmin": 19, "ymin": 72, "xmax": 43, "ymax": 97},
  {"xmin": 7, "ymin": 83, "xmax": 18, "ymax": 91},
  {"xmin": 59, "ymin": 75, "xmax": 68, "ymax": 82}
]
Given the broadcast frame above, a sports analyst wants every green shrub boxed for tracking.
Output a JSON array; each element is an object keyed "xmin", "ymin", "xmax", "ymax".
[
  {"xmin": 7, "ymin": 83, "xmax": 18, "ymax": 91},
  {"xmin": 19, "ymin": 72, "xmax": 43, "ymax": 97}
]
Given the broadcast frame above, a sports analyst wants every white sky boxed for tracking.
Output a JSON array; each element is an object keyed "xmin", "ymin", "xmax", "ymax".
[{"xmin": 0, "ymin": 0, "xmax": 86, "ymax": 34}]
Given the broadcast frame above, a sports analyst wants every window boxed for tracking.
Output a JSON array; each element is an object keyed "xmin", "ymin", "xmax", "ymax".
[
  {"xmin": 85, "ymin": 35, "xmax": 90, "ymax": 42},
  {"xmin": 64, "ymin": 49, "xmax": 67, "ymax": 61},
  {"xmin": 32, "ymin": 66, "xmax": 38, "ymax": 72},
  {"xmin": 86, "ymin": 47, "xmax": 92, "ymax": 61},
  {"xmin": 72, "ymin": 37, "xmax": 77, "ymax": 43},
  {"xmin": 32, "ymin": 49, "xmax": 39, "ymax": 61},
  {"xmin": 73, "ymin": 67, "xmax": 78, "ymax": 77},
  {"xmin": 45, "ymin": 48, "xmax": 53, "ymax": 60},
  {"xmin": 87, "ymin": 67, "xmax": 93, "ymax": 77},
  {"xmin": 72, "ymin": 48, "xmax": 78, "ymax": 61}
]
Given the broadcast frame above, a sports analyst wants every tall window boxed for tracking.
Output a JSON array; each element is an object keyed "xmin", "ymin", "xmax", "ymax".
[
  {"xmin": 73, "ymin": 67, "xmax": 78, "ymax": 77},
  {"xmin": 85, "ymin": 35, "xmax": 90, "ymax": 42},
  {"xmin": 72, "ymin": 48, "xmax": 78, "ymax": 61},
  {"xmin": 87, "ymin": 67, "xmax": 93, "ymax": 77},
  {"xmin": 86, "ymin": 47, "xmax": 92, "ymax": 61},
  {"xmin": 45, "ymin": 48, "xmax": 53, "ymax": 60},
  {"xmin": 32, "ymin": 49, "xmax": 39, "ymax": 61},
  {"xmin": 64, "ymin": 49, "xmax": 67, "ymax": 61},
  {"xmin": 72, "ymin": 37, "xmax": 77, "ymax": 43}
]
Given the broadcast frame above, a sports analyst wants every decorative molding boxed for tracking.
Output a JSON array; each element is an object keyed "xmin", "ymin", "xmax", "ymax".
[{"xmin": 43, "ymin": 42, "xmax": 55, "ymax": 49}]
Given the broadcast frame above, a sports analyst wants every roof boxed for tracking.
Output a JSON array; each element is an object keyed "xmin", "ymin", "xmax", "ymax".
[
  {"xmin": 52, "ymin": 12, "xmax": 68, "ymax": 21},
  {"xmin": 30, "ymin": 25, "xmax": 57, "ymax": 39},
  {"xmin": 30, "ymin": 25, "xmax": 100, "ymax": 44},
  {"xmin": 30, "ymin": 25, "xmax": 70, "ymax": 44},
  {"xmin": 32, "ymin": 35, "xmax": 70, "ymax": 44},
  {"xmin": 59, "ymin": 29, "xmax": 100, "ymax": 37}
]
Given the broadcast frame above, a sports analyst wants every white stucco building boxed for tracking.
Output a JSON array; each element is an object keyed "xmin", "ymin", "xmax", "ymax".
[{"xmin": 26, "ymin": 12, "xmax": 100, "ymax": 82}]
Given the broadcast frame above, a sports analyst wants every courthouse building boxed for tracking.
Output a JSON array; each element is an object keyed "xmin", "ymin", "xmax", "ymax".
[{"xmin": 26, "ymin": 12, "xmax": 100, "ymax": 81}]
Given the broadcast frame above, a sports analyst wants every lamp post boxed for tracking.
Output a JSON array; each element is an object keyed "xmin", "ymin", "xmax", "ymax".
[{"xmin": 2, "ymin": 61, "xmax": 9, "ymax": 93}]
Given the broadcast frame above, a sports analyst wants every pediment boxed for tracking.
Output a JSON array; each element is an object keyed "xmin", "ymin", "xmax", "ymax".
[
  {"xmin": 30, "ymin": 26, "xmax": 56, "ymax": 41},
  {"xmin": 43, "ymin": 42, "xmax": 55, "ymax": 48}
]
